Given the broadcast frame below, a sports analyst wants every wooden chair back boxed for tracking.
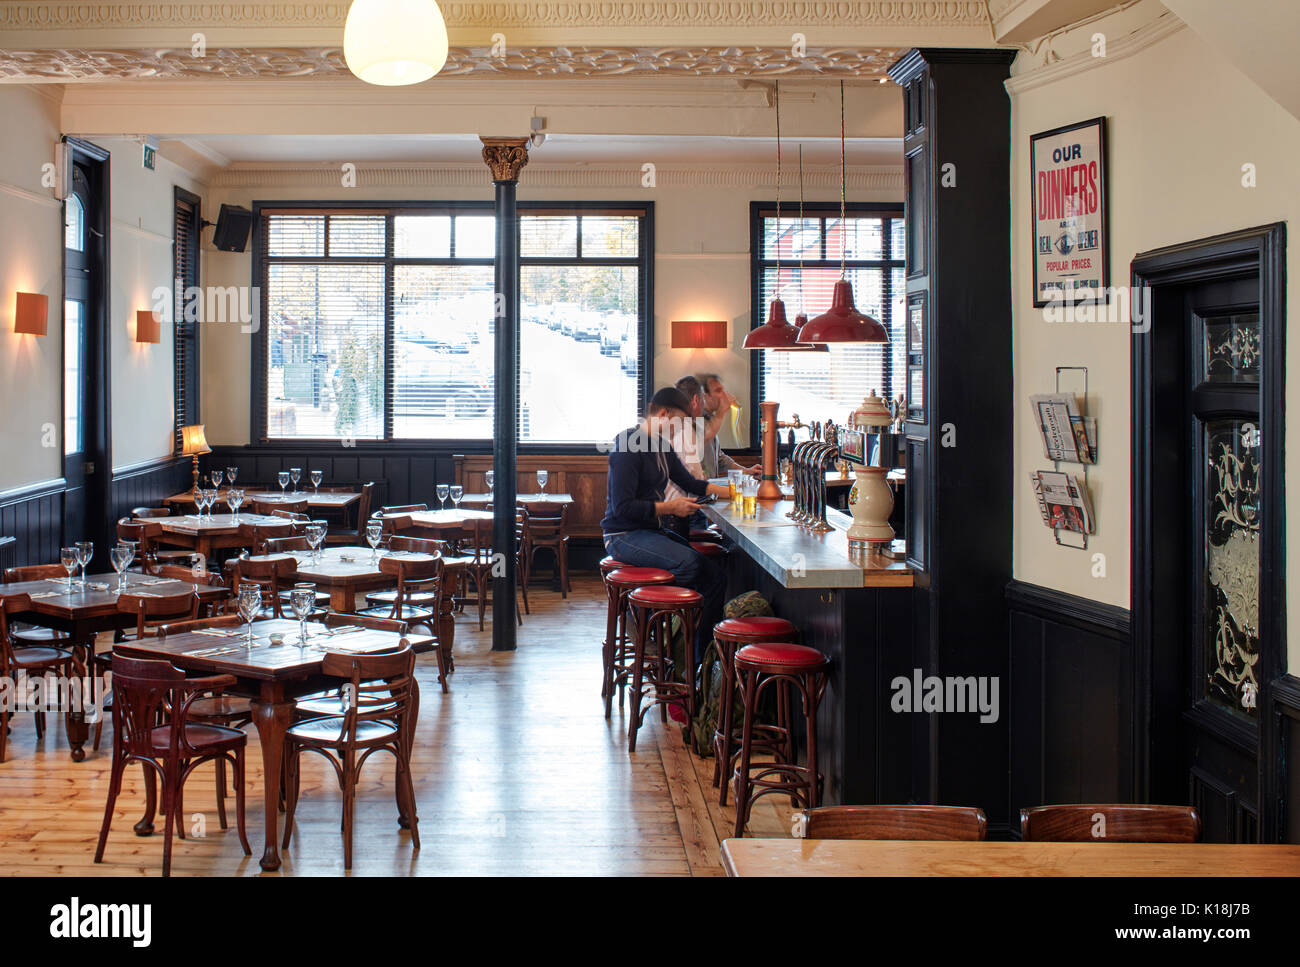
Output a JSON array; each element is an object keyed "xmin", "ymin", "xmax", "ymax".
[
  {"xmin": 354, "ymin": 482, "xmax": 375, "ymax": 527},
  {"xmin": 131, "ymin": 507, "xmax": 171, "ymax": 519},
  {"xmin": 257, "ymin": 498, "xmax": 309, "ymax": 517},
  {"xmin": 377, "ymin": 554, "xmax": 444, "ymax": 621},
  {"xmin": 0, "ymin": 594, "xmax": 33, "ymax": 668},
  {"xmin": 264, "ymin": 535, "xmax": 311, "ymax": 554},
  {"xmin": 158, "ymin": 614, "xmax": 243, "ymax": 637},
  {"xmin": 1020, "ymin": 804, "xmax": 1201, "ymax": 843},
  {"xmin": 381, "ymin": 504, "xmax": 427, "ymax": 515},
  {"xmin": 238, "ymin": 521, "xmax": 294, "ymax": 555},
  {"xmin": 116, "ymin": 591, "xmax": 200, "ymax": 640},
  {"xmin": 143, "ymin": 563, "xmax": 226, "ymax": 588},
  {"xmin": 323, "ymin": 612, "xmax": 405, "ymax": 635},
  {"xmin": 388, "ymin": 535, "xmax": 443, "ymax": 556},
  {"xmin": 381, "ymin": 514, "xmax": 414, "ymax": 537},
  {"xmin": 108, "ymin": 653, "xmax": 236, "ymax": 759},
  {"xmin": 4, "ymin": 564, "xmax": 67, "ymax": 583},
  {"xmin": 229, "ymin": 557, "xmax": 298, "ymax": 618},
  {"xmin": 798, "ymin": 805, "xmax": 988, "ymax": 841},
  {"xmin": 320, "ymin": 644, "xmax": 416, "ymax": 743}
]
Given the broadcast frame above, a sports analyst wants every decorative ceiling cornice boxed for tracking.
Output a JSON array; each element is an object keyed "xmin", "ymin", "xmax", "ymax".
[
  {"xmin": 207, "ymin": 163, "xmax": 904, "ymax": 191},
  {"xmin": 0, "ymin": 44, "xmax": 908, "ymax": 82},
  {"xmin": 0, "ymin": 2, "xmax": 988, "ymax": 31}
]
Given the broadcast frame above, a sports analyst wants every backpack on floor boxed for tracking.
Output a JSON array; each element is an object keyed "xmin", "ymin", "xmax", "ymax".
[{"xmin": 686, "ymin": 591, "xmax": 775, "ymax": 756}]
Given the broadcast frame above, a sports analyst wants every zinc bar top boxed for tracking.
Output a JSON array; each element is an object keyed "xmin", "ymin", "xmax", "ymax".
[{"xmin": 700, "ymin": 497, "xmax": 914, "ymax": 590}]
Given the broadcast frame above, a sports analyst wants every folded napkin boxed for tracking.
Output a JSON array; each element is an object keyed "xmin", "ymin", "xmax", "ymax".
[
  {"xmin": 127, "ymin": 591, "xmax": 164, "ymax": 598},
  {"xmin": 29, "ymin": 590, "xmax": 65, "ymax": 599},
  {"xmin": 189, "ymin": 646, "xmax": 242, "ymax": 658},
  {"xmin": 191, "ymin": 628, "xmax": 243, "ymax": 638}
]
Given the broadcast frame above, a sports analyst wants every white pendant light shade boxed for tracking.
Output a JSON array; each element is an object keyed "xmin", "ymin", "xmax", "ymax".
[{"xmin": 344, "ymin": 0, "xmax": 449, "ymax": 86}]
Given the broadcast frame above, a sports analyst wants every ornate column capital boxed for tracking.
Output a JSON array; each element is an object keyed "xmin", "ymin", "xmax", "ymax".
[{"xmin": 480, "ymin": 137, "xmax": 530, "ymax": 183}]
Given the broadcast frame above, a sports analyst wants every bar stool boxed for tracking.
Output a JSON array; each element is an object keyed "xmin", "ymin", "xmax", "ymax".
[
  {"xmin": 601, "ymin": 566, "xmax": 674, "ymax": 718},
  {"xmin": 710, "ymin": 616, "xmax": 799, "ymax": 805},
  {"xmin": 625, "ymin": 584, "xmax": 702, "ymax": 753},
  {"xmin": 689, "ymin": 541, "xmax": 726, "ymax": 558},
  {"xmin": 732, "ymin": 642, "xmax": 829, "ymax": 837}
]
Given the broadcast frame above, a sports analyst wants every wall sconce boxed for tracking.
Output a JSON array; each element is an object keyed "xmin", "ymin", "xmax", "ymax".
[
  {"xmin": 135, "ymin": 309, "xmax": 161, "ymax": 344},
  {"xmin": 14, "ymin": 292, "xmax": 48, "ymax": 336},
  {"xmin": 670, "ymin": 320, "xmax": 727, "ymax": 350}
]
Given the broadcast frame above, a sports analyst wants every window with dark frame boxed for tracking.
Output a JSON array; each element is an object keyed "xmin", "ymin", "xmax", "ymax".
[
  {"xmin": 752, "ymin": 203, "xmax": 906, "ymax": 442},
  {"xmin": 173, "ymin": 189, "xmax": 202, "ymax": 451},
  {"xmin": 254, "ymin": 202, "xmax": 651, "ymax": 445}
]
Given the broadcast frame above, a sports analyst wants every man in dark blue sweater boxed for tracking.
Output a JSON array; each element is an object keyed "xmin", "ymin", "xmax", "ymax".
[{"xmin": 601, "ymin": 387, "xmax": 731, "ymax": 661}]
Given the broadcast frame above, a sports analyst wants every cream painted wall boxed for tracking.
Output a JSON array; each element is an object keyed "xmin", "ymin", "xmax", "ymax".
[
  {"xmin": 200, "ymin": 175, "xmax": 903, "ymax": 449},
  {"xmin": 0, "ymin": 86, "xmax": 63, "ymax": 491},
  {"xmin": 101, "ymin": 139, "xmax": 204, "ymax": 470},
  {"xmin": 1009, "ymin": 20, "xmax": 1300, "ymax": 670}
]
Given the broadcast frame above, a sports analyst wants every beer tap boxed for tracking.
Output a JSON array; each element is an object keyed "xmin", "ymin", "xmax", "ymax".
[{"xmin": 806, "ymin": 440, "xmax": 840, "ymax": 533}]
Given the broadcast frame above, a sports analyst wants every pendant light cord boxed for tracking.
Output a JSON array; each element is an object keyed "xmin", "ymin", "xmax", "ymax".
[
  {"xmin": 839, "ymin": 79, "xmax": 847, "ymax": 280},
  {"xmin": 798, "ymin": 144, "xmax": 805, "ymax": 314},
  {"xmin": 774, "ymin": 80, "xmax": 782, "ymax": 302}
]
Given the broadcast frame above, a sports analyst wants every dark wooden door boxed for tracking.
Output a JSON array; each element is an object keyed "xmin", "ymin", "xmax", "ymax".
[{"xmin": 1180, "ymin": 276, "xmax": 1262, "ymax": 842}]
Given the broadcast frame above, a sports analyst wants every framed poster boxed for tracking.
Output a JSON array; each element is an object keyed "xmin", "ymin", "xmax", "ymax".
[{"xmin": 1030, "ymin": 116, "xmax": 1108, "ymax": 307}]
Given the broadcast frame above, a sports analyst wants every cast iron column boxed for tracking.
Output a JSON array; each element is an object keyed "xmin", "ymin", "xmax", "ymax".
[{"xmin": 481, "ymin": 137, "xmax": 529, "ymax": 650}]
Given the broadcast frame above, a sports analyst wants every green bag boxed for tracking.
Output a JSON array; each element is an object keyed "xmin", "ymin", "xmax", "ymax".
[{"xmin": 687, "ymin": 591, "xmax": 775, "ymax": 756}]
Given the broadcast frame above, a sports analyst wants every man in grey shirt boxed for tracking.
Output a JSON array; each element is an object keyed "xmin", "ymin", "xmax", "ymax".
[{"xmin": 689, "ymin": 373, "xmax": 759, "ymax": 479}]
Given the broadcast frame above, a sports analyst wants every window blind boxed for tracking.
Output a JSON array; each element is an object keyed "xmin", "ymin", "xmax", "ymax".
[{"xmin": 173, "ymin": 193, "xmax": 200, "ymax": 451}]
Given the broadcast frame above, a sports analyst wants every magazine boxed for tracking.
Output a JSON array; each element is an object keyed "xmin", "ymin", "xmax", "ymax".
[
  {"xmin": 1030, "ymin": 392, "xmax": 1097, "ymax": 464},
  {"xmin": 1030, "ymin": 469, "xmax": 1095, "ymax": 535}
]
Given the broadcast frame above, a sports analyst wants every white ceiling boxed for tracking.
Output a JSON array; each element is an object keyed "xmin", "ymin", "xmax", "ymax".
[{"xmin": 164, "ymin": 132, "xmax": 903, "ymax": 168}]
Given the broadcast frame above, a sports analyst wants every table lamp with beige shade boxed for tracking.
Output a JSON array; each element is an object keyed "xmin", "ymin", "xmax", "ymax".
[{"xmin": 180, "ymin": 424, "xmax": 211, "ymax": 494}]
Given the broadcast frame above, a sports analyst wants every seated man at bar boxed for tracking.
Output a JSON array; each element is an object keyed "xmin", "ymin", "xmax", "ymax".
[
  {"xmin": 695, "ymin": 372, "xmax": 759, "ymax": 478},
  {"xmin": 601, "ymin": 387, "xmax": 731, "ymax": 660}
]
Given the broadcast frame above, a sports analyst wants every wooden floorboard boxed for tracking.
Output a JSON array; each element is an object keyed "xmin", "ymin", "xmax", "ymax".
[{"xmin": 0, "ymin": 574, "xmax": 793, "ymax": 876}]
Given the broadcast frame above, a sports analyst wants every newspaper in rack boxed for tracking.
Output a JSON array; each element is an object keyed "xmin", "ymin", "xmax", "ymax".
[
  {"xmin": 1030, "ymin": 392, "xmax": 1097, "ymax": 464},
  {"xmin": 1030, "ymin": 469, "xmax": 1095, "ymax": 535}
]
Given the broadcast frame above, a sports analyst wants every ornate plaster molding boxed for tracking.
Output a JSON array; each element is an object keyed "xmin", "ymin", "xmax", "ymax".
[
  {"xmin": 0, "ymin": 44, "xmax": 907, "ymax": 81},
  {"xmin": 1003, "ymin": 10, "xmax": 1185, "ymax": 94}
]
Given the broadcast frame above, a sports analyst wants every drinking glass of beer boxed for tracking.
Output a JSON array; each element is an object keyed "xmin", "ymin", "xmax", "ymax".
[
  {"xmin": 741, "ymin": 476, "xmax": 759, "ymax": 520},
  {"xmin": 727, "ymin": 470, "xmax": 744, "ymax": 509}
]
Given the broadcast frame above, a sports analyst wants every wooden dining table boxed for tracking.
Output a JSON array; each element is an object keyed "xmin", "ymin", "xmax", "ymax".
[
  {"xmin": 141, "ymin": 512, "xmax": 287, "ymax": 561},
  {"xmin": 0, "ymin": 571, "xmax": 229, "ymax": 761},
  {"xmin": 720, "ymin": 838, "xmax": 1300, "ymax": 877},
  {"xmin": 163, "ymin": 489, "xmax": 361, "ymax": 512},
  {"xmin": 246, "ymin": 546, "xmax": 438, "ymax": 616},
  {"xmin": 115, "ymin": 617, "xmax": 433, "ymax": 872},
  {"xmin": 457, "ymin": 493, "xmax": 574, "ymax": 506}
]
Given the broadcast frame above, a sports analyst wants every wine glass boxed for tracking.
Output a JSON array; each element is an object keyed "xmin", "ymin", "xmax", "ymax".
[
  {"xmin": 60, "ymin": 546, "xmax": 78, "ymax": 595},
  {"xmin": 536, "ymin": 469, "xmax": 549, "ymax": 494},
  {"xmin": 289, "ymin": 583, "xmax": 316, "ymax": 649},
  {"xmin": 226, "ymin": 466, "xmax": 238, "ymax": 486},
  {"xmin": 211, "ymin": 468, "xmax": 224, "ymax": 490},
  {"xmin": 305, "ymin": 522, "xmax": 326, "ymax": 565},
  {"xmin": 194, "ymin": 488, "xmax": 207, "ymax": 521},
  {"xmin": 485, "ymin": 470, "xmax": 495, "ymax": 495},
  {"xmin": 76, "ymin": 540, "xmax": 94, "ymax": 589},
  {"xmin": 366, "ymin": 521, "xmax": 384, "ymax": 563},
  {"xmin": 237, "ymin": 582, "xmax": 262, "ymax": 646},
  {"xmin": 436, "ymin": 484, "xmax": 449, "ymax": 511},
  {"xmin": 110, "ymin": 541, "xmax": 135, "ymax": 593},
  {"xmin": 310, "ymin": 469, "xmax": 322, "ymax": 494},
  {"xmin": 228, "ymin": 488, "xmax": 244, "ymax": 522},
  {"xmin": 290, "ymin": 467, "xmax": 302, "ymax": 493},
  {"xmin": 278, "ymin": 471, "xmax": 290, "ymax": 494}
]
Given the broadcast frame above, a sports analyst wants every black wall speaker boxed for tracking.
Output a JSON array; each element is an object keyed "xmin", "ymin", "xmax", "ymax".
[{"xmin": 211, "ymin": 204, "xmax": 253, "ymax": 252}]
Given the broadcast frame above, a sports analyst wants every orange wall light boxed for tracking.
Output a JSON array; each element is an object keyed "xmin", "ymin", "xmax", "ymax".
[
  {"xmin": 14, "ymin": 292, "xmax": 48, "ymax": 336},
  {"xmin": 670, "ymin": 320, "xmax": 727, "ymax": 350},
  {"xmin": 135, "ymin": 309, "xmax": 161, "ymax": 344}
]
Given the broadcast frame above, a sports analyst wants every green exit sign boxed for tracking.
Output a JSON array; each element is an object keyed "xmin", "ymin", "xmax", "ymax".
[{"xmin": 142, "ymin": 144, "xmax": 156, "ymax": 170}]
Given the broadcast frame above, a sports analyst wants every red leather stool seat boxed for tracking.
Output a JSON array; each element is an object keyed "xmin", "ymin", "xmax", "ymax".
[
  {"xmin": 628, "ymin": 585, "xmax": 702, "ymax": 607},
  {"xmin": 689, "ymin": 528, "xmax": 721, "ymax": 542},
  {"xmin": 715, "ymin": 616, "xmax": 797, "ymax": 639},
  {"xmin": 689, "ymin": 541, "xmax": 726, "ymax": 557},
  {"xmin": 599, "ymin": 556, "xmax": 629, "ymax": 574},
  {"xmin": 735, "ymin": 642, "xmax": 828, "ymax": 671},
  {"xmin": 605, "ymin": 567, "xmax": 674, "ymax": 587}
]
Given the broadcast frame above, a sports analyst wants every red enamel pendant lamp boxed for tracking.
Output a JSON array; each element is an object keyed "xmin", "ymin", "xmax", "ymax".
[
  {"xmin": 797, "ymin": 279, "xmax": 888, "ymax": 344},
  {"xmin": 796, "ymin": 80, "xmax": 889, "ymax": 346},
  {"xmin": 744, "ymin": 298, "xmax": 808, "ymax": 349}
]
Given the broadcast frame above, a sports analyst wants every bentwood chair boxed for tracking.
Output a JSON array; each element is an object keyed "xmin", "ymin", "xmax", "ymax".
[
  {"xmin": 326, "ymin": 481, "xmax": 375, "ymax": 546},
  {"xmin": 0, "ymin": 594, "xmax": 76, "ymax": 763},
  {"xmin": 1020, "ymin": 804, "xmax": 1202, "ymax": 843},
  {"xmin": 520, "ymin": 503, "xmax": 570, "ymax": 598},
  {"xmin": 95, "ymin": 654, "xmax": 252, "ymax": 877},
  {"xmin": 459, "ymin": 518, "xmax": 526, "ymax": 631},
  {"xmin": 3, "ymin": 564, "xmax": 76, "ymax": 651},
  {"xmin": 255, "ymin": 498, "xmax": 309, "ymax": 517},
  {"xmin": 282, "ymin": 643, "xmax": 420, "ymax": 870},
  {"xmin": 131, "ymin": 507, "xmax": 171, "ymax": 519},
  {"xmin": 359, "ymin": 550, "xmax": 450, "ymax": 692},
  {"xmin": 796, "ymin": 805, "xmax": 988, "ymax": 841},
  {"xmin": 227, "ymin": 556, "xmax": 299, "ymax": 619},
  {"xmin": 293, "ymin": 614, "xmax": 407, "ymax": 722},
  {"xmin": 381, "ymin": 503, "xmax": 428, "ymax": 515}
]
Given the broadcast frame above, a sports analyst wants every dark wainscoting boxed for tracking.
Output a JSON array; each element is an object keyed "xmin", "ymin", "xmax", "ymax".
[
  {"xmin": 109, "ymin": 457, "xmax": 192, "ymax": 523},
  {"xmin": 1006, "ymin": 580, "xmax": 1134, "ymax": 836},
  {"xmin": 1268, "ymin": 675, "xmax": 1300, "ymax": 843},
  {"xmin": 0, "ymin": 477, "xmax": 66, "ymax": 570}
]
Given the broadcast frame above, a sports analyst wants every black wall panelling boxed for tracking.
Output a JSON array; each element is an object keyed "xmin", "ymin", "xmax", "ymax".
[
  {"xmin": 0, "ymin": 478, "xmax": 66, "ymax": 570},
  {"xmin": 109, "ymin": 457, "xmax": 191, "ymax": 523},
  {"xmin": 1267, "ymin": 675, "xmax": 1300, "ymax": 843},
  {"xmin": 1006, "ymin": 580, "xmax": 1134, "ymax": 835}
]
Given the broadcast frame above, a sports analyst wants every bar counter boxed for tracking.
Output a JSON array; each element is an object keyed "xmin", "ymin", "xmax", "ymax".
[{"xmin": 701, "ymin": 494, "xmax": 919, "ymax": 808}]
